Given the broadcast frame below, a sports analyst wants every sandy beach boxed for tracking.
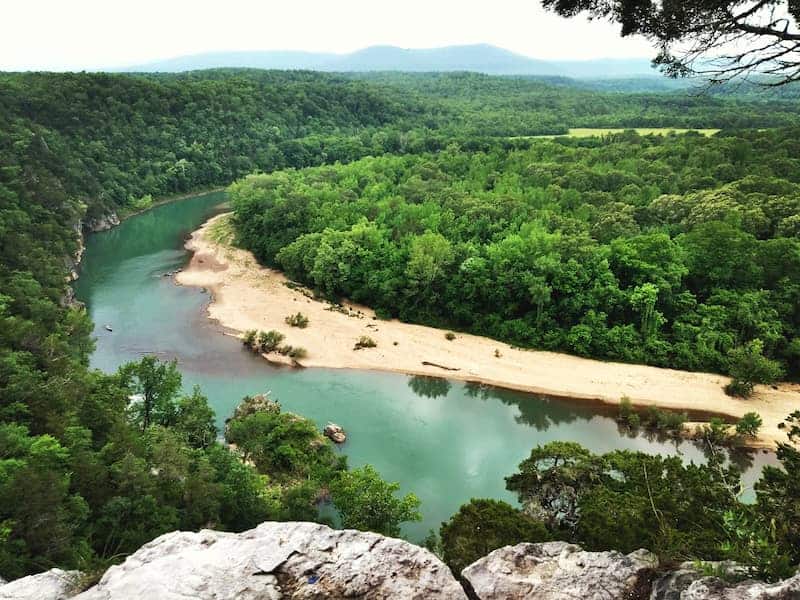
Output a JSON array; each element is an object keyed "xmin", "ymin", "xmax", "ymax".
[{"xmin": 177, "ymin": 214, "xmax": 800, "ymax": 449}]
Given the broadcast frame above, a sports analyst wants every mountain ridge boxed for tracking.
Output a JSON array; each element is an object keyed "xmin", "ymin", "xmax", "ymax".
[{"xmin": 116, "ymin": 43, "xmax": 657, "ymax": 78}]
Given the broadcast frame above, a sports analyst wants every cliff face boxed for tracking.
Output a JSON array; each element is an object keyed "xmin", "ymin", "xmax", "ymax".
[{"xmin": 1, "ymin": 522, "xmax": 798, "ymax": 600}]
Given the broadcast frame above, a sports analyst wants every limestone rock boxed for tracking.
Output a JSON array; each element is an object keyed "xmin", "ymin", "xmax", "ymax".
[
  {"xmin": 84, "ymin": 212, "xmax": 120, "ymax": 233},
  {"xmin": 650, "ymin": 562, "xmax": 748, "ymax": 600},
  {"xmin": 0, "ymin": 568, "xmax": 83, "ymax": 600},
  {"xmin": 462, "ymin": 541, "xmax": 658, "ymax": 600},
  {"xmin": 682, "ymin": 573, "xmax": 800, "ymax": 599},
  {"xmin": 323, "ymin": 423, "xmax": 346, "ymax": 443},
  {"xmin": 75, "ymin": 521, "xmax": 466, "ymax": 599}
]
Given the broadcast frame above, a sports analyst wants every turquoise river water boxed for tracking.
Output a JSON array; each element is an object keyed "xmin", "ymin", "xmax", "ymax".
[{"xmin": 73, "ymin": 191, "xmax": 775, "ymax": 541}]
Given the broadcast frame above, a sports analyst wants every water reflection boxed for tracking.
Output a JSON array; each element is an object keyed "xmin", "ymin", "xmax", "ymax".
[
  {"xmin": 464, "ymin": 381, "xmax": 589, "ymax": 431},
  {"xmin": 408, "ymin": 375, "xmax": 452, "ymax": 398}
]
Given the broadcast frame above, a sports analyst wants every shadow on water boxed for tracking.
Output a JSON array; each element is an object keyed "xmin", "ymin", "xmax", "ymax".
[{"xmin": 74, "ymin": 191, "xmax": 777, "ymax": 541}]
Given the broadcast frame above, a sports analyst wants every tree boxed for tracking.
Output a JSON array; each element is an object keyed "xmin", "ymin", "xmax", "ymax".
[
  {"xmin": 329, "ymin": 464, "xmax": 421, "ymax": 537},
  {"xmin": 725, "ymin": 338, "xmax": 785, "ymax": 397},
  {"xmin": 506, "ymin": 442, "xmax": 743, "ymax": 560},
  {"xmin": 405, "ymin": 232, "xmax": 454, "ymax": 300},
  {"xmin": 119, "ymin": 356, "xmax": 182, "ymax": 430},
  {"xmin": 736, "ymin": 412, "xmax": 763, "ymax": 437},
  {"xmin": 0, "ymin": 425, "xmax": 89, "ymax": 578},
  {"xmin": 440, "ymin": 498, "xmax": 549, "ymax": 574},
  {"xmin": 630, "ymin": 283, "xmax": 662, "ymax": 340},
  {"xmin": 225, "ymin": 409, "xmax": 343, "ymax": 482},
  {"xmin": 754, "ymin": 411, "xmax": 800, "ymax": 567},
  {"xmin": 505, "ymin": 442, "xmax": 603, "ymax": 533},
  {"xmin": 541, "ymin": 0, "xmax": 800, "ymax": 85},
  {"xmin": 174, "ymin": 386, "xmax": 218, "ymax": 449}
]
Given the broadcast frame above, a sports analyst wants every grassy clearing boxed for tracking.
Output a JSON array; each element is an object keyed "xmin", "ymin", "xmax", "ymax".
[
  {"xmin": 526, "ymin": 127, "xmax": 720, "ymax": 139},
  {"xmin": 207, "ymin": 213, "xmax": 236, "ymax": 245}
]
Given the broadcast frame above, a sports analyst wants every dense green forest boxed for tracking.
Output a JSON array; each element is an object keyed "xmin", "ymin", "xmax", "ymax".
[
  {"xmin": 1, "ymin": 69, "xmax": 799, "ymax": 583},
  {"xmin": 0, "ymin": 69, "xmax": 428, "ymax": 578},
  {"xmin": 231, "ymin": 129, "xmax": 800, "ymax": 384}
]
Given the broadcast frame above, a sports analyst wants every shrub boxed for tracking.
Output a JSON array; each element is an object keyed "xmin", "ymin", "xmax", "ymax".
[
  {"xmin": 697, "ymin": 417, "xmax": 732, "ymax": 445},
  {"xmin": 285, "ymin": 312, "xmax": 309, "ymax": 328},
  {"xmin": 243, "ymin": 329, "xmax": 258, "ymax": 348},
  {"xmin": 445, "ymin": 331, "xmax": 456, "ymax": 341},
  {"xmin": 354, "ymin": 335, "xmax": 377, "ymax": 350},
  {"xmin": 656, "ymin": 409, "xmax": 688, "ymax": 433},
  {"xmin": 616, "ymin": 402, "xmax": 690, "ymax": 435},
  {"xmin": 288, "ymin": 347, "xmax": 308, "ymax": 359},
  {"xmin": 619, "ymin": 397, "xmax": 634, "ymax": 420},
  {"xmin": 725, "ymin": 379, "xmax": 754, "ymax": 398},
  {"xmin": 257, "ymin": 330, "xmax": 285, "ymax": 353}
]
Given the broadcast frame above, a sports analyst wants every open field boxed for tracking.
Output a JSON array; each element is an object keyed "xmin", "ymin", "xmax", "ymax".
[{"xmin": 527, "ymin": 127, "xmax": 721, "ymax": 139}]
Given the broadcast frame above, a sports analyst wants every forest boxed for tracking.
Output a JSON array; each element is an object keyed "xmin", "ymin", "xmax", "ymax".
[
  {"xmin": 231, "ymin": 129, "xmax": 800, "ymax": 387},
  {"xmin": 0, "ymin": 69, "xmax": 799, "ymax": 583}
]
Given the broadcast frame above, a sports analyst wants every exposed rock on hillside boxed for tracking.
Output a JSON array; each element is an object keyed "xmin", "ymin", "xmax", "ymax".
[
  {"xmin": 0, "ymin": 568, "xmax": 82, "ymax": 600},
  {"xmin": 84, "ymin": 212, "xmax": 120, "ymax": 233},
  {"xmin": 461, "ymin": 541, "xmax": 659, "ymax": 600},
  {"xmin": 75, "ymin": 521, "xmax": 466, "ymax": 599}
]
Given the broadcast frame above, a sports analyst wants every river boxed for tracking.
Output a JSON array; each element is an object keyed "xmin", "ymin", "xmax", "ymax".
[{"xmin": 73, "ymin": 191, "xmax": 775, "ymax": 541}]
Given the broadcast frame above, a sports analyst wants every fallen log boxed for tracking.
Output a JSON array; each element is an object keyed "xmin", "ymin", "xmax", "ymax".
[{"xmin": 421, "ymin": 361, "xmax": 460, "ymax": 372}]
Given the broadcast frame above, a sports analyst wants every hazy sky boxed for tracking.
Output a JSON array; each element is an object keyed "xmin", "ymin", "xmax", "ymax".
[{"xmin": 2, "ymin": 0, "xmax": 655, "ymax": 71}]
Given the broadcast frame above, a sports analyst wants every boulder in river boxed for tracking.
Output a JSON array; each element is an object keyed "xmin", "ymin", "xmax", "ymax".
[{"xmin": 323, "ymin": 422, "xmax": 346, "ymax": 443}]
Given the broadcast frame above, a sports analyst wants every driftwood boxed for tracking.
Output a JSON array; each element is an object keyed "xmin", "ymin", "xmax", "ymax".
[{"xmin": 421, "ymin": 361, "xmax": 460, "ymax": 372}]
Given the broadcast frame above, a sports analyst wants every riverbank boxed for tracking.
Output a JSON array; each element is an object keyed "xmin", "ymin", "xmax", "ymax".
[{"xmin": 177, "ymin": 214, "xmax": 800, "ymax": 449}]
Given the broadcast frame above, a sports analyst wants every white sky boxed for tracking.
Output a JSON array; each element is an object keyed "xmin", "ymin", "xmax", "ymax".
[{"xmin": 1, "ymin": 0, "xmax": 655, "ymax": 71}]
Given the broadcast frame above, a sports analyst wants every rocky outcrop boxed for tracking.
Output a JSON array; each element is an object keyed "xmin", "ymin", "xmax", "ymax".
[
  {"xmin": 461, "ymin": 541, "xmax": 658, "ymax": 600},
  {"xmin": 0, "ymin": 568, "xmax": 82, "ymax": 600},
  {"xmin": 2, "ymin": 529, "xmax": 799, "ymax": 600},
  {"xmin": 681, "ymin": 573, "xmax": 800, "ymax": 599},
  {"xmin": 75, "ymin": 521, "xmax": 466, "ymax": 599},
  {"xmin": 84, "ymin": 212, "xmax": 120, "ymax": 233}
]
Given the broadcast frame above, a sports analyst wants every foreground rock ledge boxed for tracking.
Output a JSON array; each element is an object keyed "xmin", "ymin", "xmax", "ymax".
[
  {"xmin": 76, "ymin": 521, "xmax": 466, "ymax": 600},
  {"xmin": 461, "ymin": 541, "xmax": 659, "ymax": 600},
  {"xmin": 3, "ymin": 526, "xmax": 800, "ymax": 599}
]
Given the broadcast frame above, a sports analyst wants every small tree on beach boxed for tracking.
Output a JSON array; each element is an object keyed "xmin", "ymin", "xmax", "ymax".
[
  {"xmin": 725, "ymin": 339, "xmax": 784, "ymax": 398},
  {"xmin": 736, "ymin": 412, "xmax": 763, "ymax": 438}
]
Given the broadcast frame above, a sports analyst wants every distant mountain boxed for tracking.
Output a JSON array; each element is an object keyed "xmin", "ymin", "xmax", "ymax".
[
  {"xmin": 120, "ymin": 50, "xmax": 333, "ymax": 73},
  {"xmin": 117, "ymin": 44, "xmax": 657, "ymax": 79}
]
